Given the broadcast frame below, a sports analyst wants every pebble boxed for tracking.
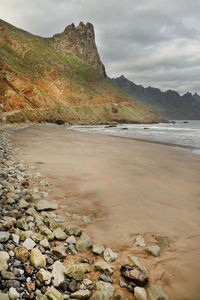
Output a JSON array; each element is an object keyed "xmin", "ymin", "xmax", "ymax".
[
  {"xmin": 135, "ymin": 235, "xmax": 146, "ymax": 247},
  {"xmin": 145, "ymin": 245, "xmax": 160, "ymax": 257},
  {"xmin": 134, "ymin": 287, "xmax": 147, "ymax": 300},
  {"xmin": 8, "ymin": 288, "xmax": 20, "ymax": 300},
  {"xmin": 103, "ymin": 248, "xmax": 118, "ymax": 262}
]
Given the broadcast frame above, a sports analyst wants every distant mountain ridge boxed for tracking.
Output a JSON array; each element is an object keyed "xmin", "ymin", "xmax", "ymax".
[{"xmin": 111, "ymin": 75, "xmax": 200, "ymax": 120}]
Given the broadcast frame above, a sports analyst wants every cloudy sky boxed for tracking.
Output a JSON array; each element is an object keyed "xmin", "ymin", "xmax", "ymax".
[{"xmin": 1, "ymin": 0, "xmax": 200, "ymax": 94}]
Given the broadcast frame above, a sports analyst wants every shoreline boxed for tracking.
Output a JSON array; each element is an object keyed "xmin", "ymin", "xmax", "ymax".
[{"xmin": 9, "ymin": 123, "xmax": 200, "ymax": 300}]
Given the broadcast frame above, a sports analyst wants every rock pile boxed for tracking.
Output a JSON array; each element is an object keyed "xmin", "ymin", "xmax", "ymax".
[{"xmin": 0, "ymin": 128, "xmax": 169, "ymax": 300}]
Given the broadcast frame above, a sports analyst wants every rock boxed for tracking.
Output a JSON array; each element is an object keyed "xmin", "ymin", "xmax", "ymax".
[
  {"xmin": 119, "ymin": 277, "xmax": 127, "ymax": 288},
  {"xmin": 16, "ymin": 218, "xmax": 29, "ymax": 231},
  {"xmin": 5, "ymin": 280, "xmax": 20, "ymax": 289},
  {"xmin": 20, "ymin": 231, "xmax": 33, "ymax": 242},
  {"xmin": 14, "ymin": 246, "xmax": 29, "ymax": 262},
  {"xmin": 114, "ymin": 296, "xmax": 129, "ymax": 300},
  {"xmin": 67, "ymin": 244, "xmax": 78, "ymax": 255},
  {"xmin": 53, "ymin": 228, "xmax": 67, "ymax": 240},
  {"xmin": 49, "ymin": 222, "xmax": 65, "ymax": 231},
  {"xmin": 30, "ymin": 247, "xmax": 46, "ymax": 267},
  {"xmin": 129, "ymin": 256, "xmax": 147, "ymax": 274},
  {"xmin": 40, "ymin": 227, "xmax": 54, "ymax": 241},
  {"xmin": 19, "ymin": 199, "xmax": 30, "ymax": 209},
  {"xmin": 0, "ymin": 257, "xmax": 8, "ymax": 271},
  {"xmin": 144, "ymin": 245, "xmax": 160, "ymax": 257},
  {"xmin": 135, "ymin": 235, "xmax": 146, "ymax": 247},
  {"xmin": 8, "ymin": 288, "xmax": 19, "ymax": 300},
  {"xmin": 76, "ymin": 232, "xmax": 92, "ymax": 252},
  {"xmin": 40, "ymin": 239, "xmax": 50, "ymax": 249},
  {"xmin": 23, "ymin": 238, "xmax": 36, "ymax": 250},
  {"xmin": 0, "ymin": 293, "xmax": 9, "ymax": 300},
  {"xmin": 41, "ymin": 192, "xmax": 48, "ymax": 198},
  {"xmin": 45, "ymin": 286, "xmax": 64, "ymax": 300},
  {"xmin": 52, "ymin": 245, "xmax": 67, "ymax": 258},
  {"xmin": 134, "ymin": 287, "xmax": 147, "ymax": 300},
  {"xmin": 66, "ymin": 235, "xmax": 76, "ymax": 245},
  {"xmin": 68, "ymin": 279, "xmax": 78, "ymax": 292},
  {"xmin": 26, "ymin": 281, "xmax": 35, "ymax": 293},
  {"xmin": 71, "ymin": 290, "xmax": 91, "ymax": 299},
  {"xmin": 65, "ymin": 264, "xmax": 88, "ymax": 281},
  {"xmin": 103, "ymin": 248, "xmax": 118, "ymax": 262},
  {"xmin": 148, "ymin": 284, "xmax": 168, "ymax": 300},
  {"xmin": 82, "ymin": 216, "xmax": 91, "ymax": 223},
  {"xmin": 120, "ymin": 265, "xmax": 148, "ymax": 287},
  {"xmin": 32, "ymin": 232, "xmax": 44, "ymax": 243},
  {"xmin": 36, "ymin": 200, "xmax": 58, "ymax": 211},
  {"xmin": 0, "ymin": 251, "xmax": 10, "ymax": 261},
  {"xmin": 94, "ymin": 261, "xmax": 114, "ymax": 275},
  {"xmin": 36, "ymin": 269, "xmax": 52, "ymax": 284},
  {"xmin": 1, "ymin": 271, "xmax": 16, "ymax": 280},
  {"xmin": 93, "ymin": 245, "xmax": 105, "ymax": 255},
  {"xmin": 99, "ymin": 274, "xmax": 113, "ymax": 284},
  {"xmin": 89, "ymin": 291, "xmax": 107, "ymax": 300},
  {"xmin": 72, "ymin": 214, "xmax": 81, "ymax": 220},
  {"xmin": 96, "ymin": 281, "xmax": 114, "ymax": 298},
  {"xmin": 52, "ymin": 261, "xmax": 66, "ymax": 287},
  {"xmin": 0, "ymin": 232, "xmax": 10, "ymax": 242},
  {"xmin": 12, "ymin": 233, "xmax": 20, "ymax": 244},
  {"xmin": 83, "ymin": 279, "xmax": 93, "ymax": 286},
  {"xmin": 65, "ymin": 224, "xmax": 82, "ymax": 236},
  {"xmin": 155, "ymin": 236, "xmax": 169, "ymax": 248}
]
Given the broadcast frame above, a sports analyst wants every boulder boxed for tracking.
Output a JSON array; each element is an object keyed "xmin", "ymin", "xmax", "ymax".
[
  {"xmin": 148, "ymin": 284, "xmax": 168, "ymax": 300},
  {"xmin": 94, "ymin": 261, "xmax": 114, "ymax": 275},
  {"xmin": 76, "ymin": 232, "xmax": 92, "ymax": 252},
  {"xmin": 144, "ymin": 245, "xmax": 160, "ymax": 257},
  {"xmin": 103, "ymin": 248, "xmax": 118, "ymax": 262},
  {"xmin": 36, "ymin": 200, "xmax": 58, "ymax": 211},
  {"xmin": 30, "ymin": 247, "xmax": 46, "ymax": 267}
]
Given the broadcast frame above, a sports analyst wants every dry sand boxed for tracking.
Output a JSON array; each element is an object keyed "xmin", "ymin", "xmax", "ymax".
[{"xmin": 12, "ymin": 124, "xmax": 200, "ymax": 300}]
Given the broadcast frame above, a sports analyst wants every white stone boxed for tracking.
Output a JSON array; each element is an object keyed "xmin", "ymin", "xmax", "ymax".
[
  {"xmin": 0, "ymin": 251, "xmax": 10, "ymax": 261},
  {"xmin": 8, "ymin": 287, "xmax": 19, "ymax": 300},
  {"xmin": 66, "ymin": 235, "xmax": 76, "ymax": 245},
  {"xmin": 41, "ymin": 191, "xmax": 48, "ymax": 198},
  {"xmin": 36, "ymin": 200, "xmax": 58, "ymax": 211},
  {"xmin": 52, "ymin": 261, "xmax": 66, "ymax": 287},
  {"xmin": 23, "ymin": 238, "xmax": 36, "ymax": 250},
  {"xmin": 135, "ymin": 235, "xmax": 146, "ymax": 247},
  {"xmin": 93, "ymin": 245, "xmax": 105, "ymax": 255},
  {"xmin": 134, "ymin": 287, "xmax": 147, "ymax": 300},
  {"xmin": 103, "ymin": 248, "xmax": 118, "ymax": 262}
]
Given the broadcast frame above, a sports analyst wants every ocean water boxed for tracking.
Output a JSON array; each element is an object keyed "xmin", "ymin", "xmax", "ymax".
[{"xmin": 71, "ymin": 120, "xmax": 200, "ymax": 154}]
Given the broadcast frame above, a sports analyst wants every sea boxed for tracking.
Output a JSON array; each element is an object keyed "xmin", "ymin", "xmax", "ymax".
[{"xmin": 71, "ymin": 120, "xmax": 200, "ymax": 155}]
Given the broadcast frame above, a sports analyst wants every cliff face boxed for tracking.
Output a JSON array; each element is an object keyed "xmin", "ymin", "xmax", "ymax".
[
  {"xmin": 49, "ymin": 22, "xmax": 106, "ymax": 77},
  {"xmin": 111, "ymin": 75, "xmax": 200, "ymax": 120},
  {"xmin": 0, "ymin": 19, "xmax": 158, "ymax": 124}
]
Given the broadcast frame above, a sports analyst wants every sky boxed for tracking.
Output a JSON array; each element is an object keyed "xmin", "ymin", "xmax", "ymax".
[{"xmin": 0, "ymin": 0, "xmax": 200, "ymax": 94}]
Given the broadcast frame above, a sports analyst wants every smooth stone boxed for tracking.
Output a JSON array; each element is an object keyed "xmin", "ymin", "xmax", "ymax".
[
  {"xmin": 0, "ymin": 251, "xmax": 10, "ymax": 261},
  {"xmin": 134, "ymin": 287, "xmax": 147, "ymax": 300},
  {"xmin": 71, "ymin": 290, "xmax": 91, "ymax": 299},
  {"xmin": 129, "ymin": 256, "xmax": 147, "ymax": 273},
  {"xmin": 96, "ymin": 281, "xmax": 114, "ymax": 298},
  {"xmin": 45, "ymin": 286, "xmax": 64, "ymax": 300},
  {"xmin": 145, "ymin": 245, "xmax": 160, "ymax": 257},
  {"xmin": 30, "ymin": 247, "xmax": 46, "ymax": 267},
  {"xmin": 135, "ymin": 235, "xmax": 146, "ymax": 247},
  {"xmin": 53, "ymin": 228, "xmax": 67, "ymax": 240},
  {"xmin": 103, "ymin": 248, "xmax": 118, "ymax": 262},
  {"xmin": 52, "ymin": 261, "xmax": 66, "ymax": 287},
  {"xmin": 52, "ymin": 245, "xmax": 67, "ymax": 258},
  {"xmin": 36, "ymin": 200, "xmax": 58, "ymax": 211},
  {"xmin": 0, "ymin": 232, "xmax": 10, "ymax": 242},
  {"xmin": 76, "ymin": 232, "xmax": 92, "ymax": 252},
  {"xmin": 93, "ymin": 245, "xmax": 105, "ymax": 255},
  {"xmin": 8, "ymin": 288, "xmax": 19, "ymax": 300},
  {"xmin": 94, "ymin": 261, "xmax": 114, "ymax": 275},
  {"xmin": 148, "ymin": 284, "xmax": 168, "ymax": 300},
  {"xmin": 65, "ymin": 225, "xmax": 82, "ymax": 236},
  {"xmin": 36, "ymin": 269, "xmax": 52, "ymax": 283},
  {"xmin": 23, "ymin": 238, "xmax": 36, "ymax": 250}
]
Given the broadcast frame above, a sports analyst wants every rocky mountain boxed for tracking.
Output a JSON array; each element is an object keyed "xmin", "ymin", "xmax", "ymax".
[
  {"xmin": 111, "ymin": 75, "xmax": 200, "ymax": 120},
  {"xmin": 0, "ymin": 19, "xmax": 158, "ymax": 124}
]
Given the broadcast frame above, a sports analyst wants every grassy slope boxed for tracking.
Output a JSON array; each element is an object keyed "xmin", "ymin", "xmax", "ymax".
[{"xmin": 0, "ymin": 19, "xmax": 158, "ymax": 123}]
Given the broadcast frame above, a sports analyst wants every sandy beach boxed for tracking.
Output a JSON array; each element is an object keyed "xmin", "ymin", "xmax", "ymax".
[{"xmin": 11, "ymin": 124, "xmax": 200, "ymax": 300}]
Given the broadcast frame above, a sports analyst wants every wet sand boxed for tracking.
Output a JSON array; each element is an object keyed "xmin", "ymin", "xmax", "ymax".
[{"xmin": 12, "ymin": 124, "xmax": 200, "ymax": 300}]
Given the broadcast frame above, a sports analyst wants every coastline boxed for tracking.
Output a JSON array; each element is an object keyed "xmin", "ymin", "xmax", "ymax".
[{"xmin": 8, "ymin": 123, "xmax": 200, "ymax": 300}]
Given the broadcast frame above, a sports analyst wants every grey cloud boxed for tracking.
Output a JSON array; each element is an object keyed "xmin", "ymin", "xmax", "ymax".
[{"xmin": 0, "ymin": 0, "xmax": 199, "ymax": 94}]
